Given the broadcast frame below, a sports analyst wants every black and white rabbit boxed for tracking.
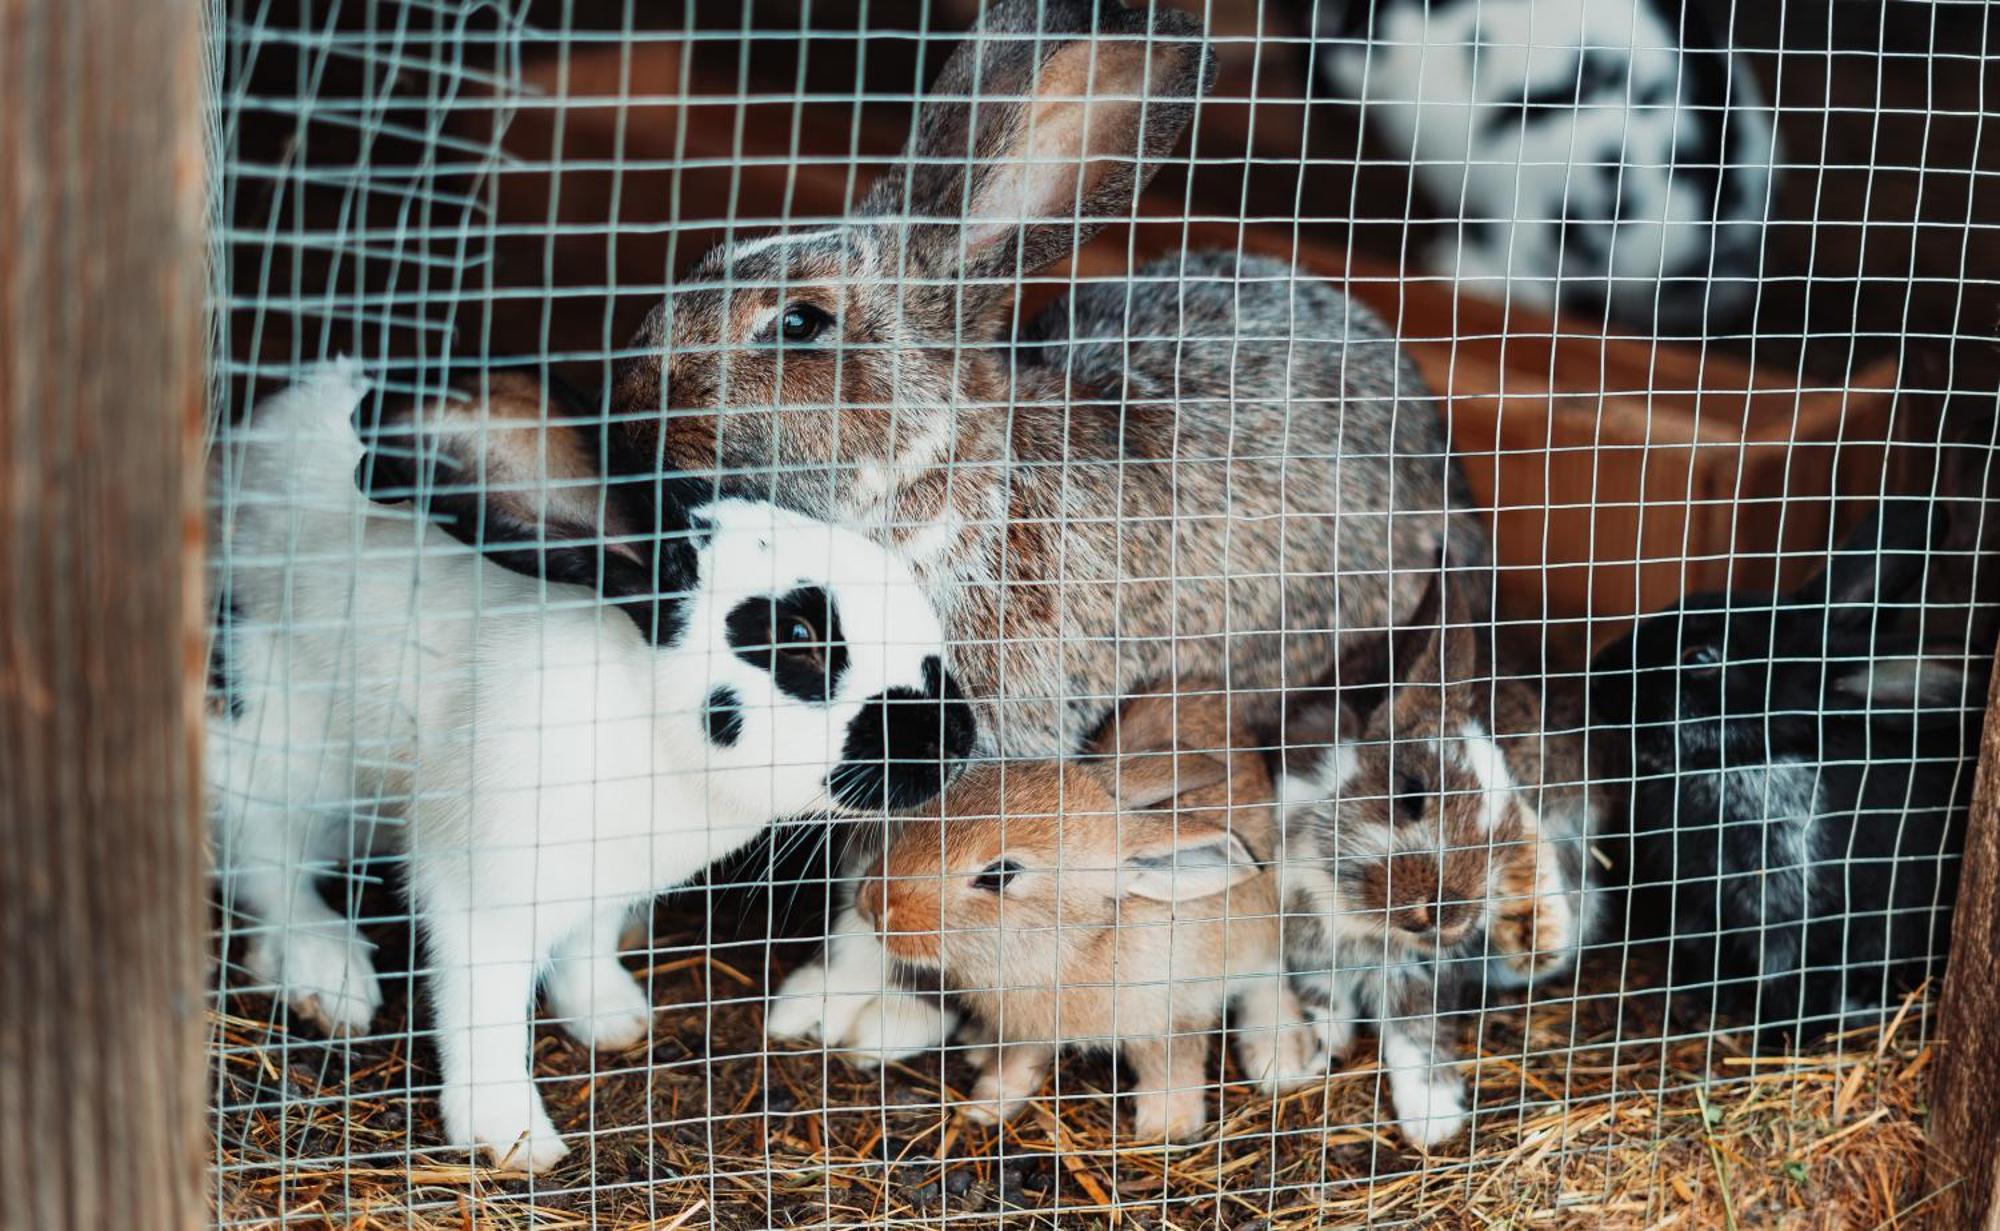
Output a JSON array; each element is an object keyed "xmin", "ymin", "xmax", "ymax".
[
  {"xmin": 1305, "ymin": 0, "xmax": 1779, "ymax": 332},
  {"xmin": 1589, "ymin": 497, "xmax": 1987, "ymax": 1043},
  {"xmin": 207, "ymin": 364, "xmax": 974, "ymax": 1169}
]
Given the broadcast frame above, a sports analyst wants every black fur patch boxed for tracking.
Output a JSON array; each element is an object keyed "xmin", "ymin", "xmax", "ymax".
[
  {"xmin": 207, "ymin": 591, "xmax": 245, "ymax": 720},
  {"xmin": 1491, "ymin": 50, "xmax": 1585, "ymax": 132},
  {"xmin": 1579, "ymin": 49, "xmax": 1630, "ymax": 100},
  {"xmin": 686, "ymin": 508, "xmax": 717, "ymax": 551},
  {"xmin": 1486, "ymin": 47, "xmax": 1631, "ymax": 136},
  {"xmin": 725, "ymin": 586, "xmax": 849, "ymax": 703},
  {"xmin": 1560, "ymin": 209, "xmax": 1613, "ymax": 266},
  {"xmin": 1669, "ymin": 7, "xmax": 1732, "ymax": 235},
  {"xmin": 829, "ymin": 656, "xmax": 977, "ymax": 812},
  {"xmin": 704, "ymin": 685, "xmax": 744, "ymax": 747},
  {"xmin": 352, "ymin": 373, "xmax": 709, "ymax": 648},
  {"xmin": 1328, "ymin": 0, "xmax": 1380, "ymax": 40}
]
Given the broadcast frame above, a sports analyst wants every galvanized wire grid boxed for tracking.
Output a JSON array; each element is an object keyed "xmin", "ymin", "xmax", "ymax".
[{"xmin": 204, "ymin": 0, "xmax": 1995, "ymax": 1227}]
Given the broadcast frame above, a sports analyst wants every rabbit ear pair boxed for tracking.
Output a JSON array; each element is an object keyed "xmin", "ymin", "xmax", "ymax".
[
  {"xmin": 1794, "ymin": 496, "xmax": 1943, "ymax": 623},
  {"xmin": 859, "ymin": 0, "xmax": 1212, "ymax": 334},
  {"xmin": 1081, "ymin": 686, "xmax": 1240, "ymax": 808},
  {"xmin": 1388, "ymin": 565, "xmax": 1484, "ymax": 690},
  {"xmin": 354, "ymin": 371, "xmax": 702, "ymax": 642},
  {"xmin": 1335, "ymin": 560, "xmax": 1488, "ymax": 728}
]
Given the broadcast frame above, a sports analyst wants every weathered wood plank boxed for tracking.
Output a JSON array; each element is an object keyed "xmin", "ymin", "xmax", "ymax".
[
  {"xmin": 0, "ymin": 1, "xmax": 209, "ymax": 1228},
  {"xmin": 1928, "ymin": 654, "xmax": 2000, "ymax": 1229}
]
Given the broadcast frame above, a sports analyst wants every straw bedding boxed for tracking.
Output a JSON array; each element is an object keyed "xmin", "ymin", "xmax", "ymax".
[{"xmin": 209, "ymin": 891, "xmax": 1951, "ymax": 1230}]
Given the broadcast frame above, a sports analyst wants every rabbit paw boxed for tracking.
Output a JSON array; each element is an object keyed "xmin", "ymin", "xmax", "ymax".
[
  {"xmin": 1130, "ymin": 1088, "xmax": 1209, "ymax": 1142},
  {"xmin": 544, "ymin": 959, "xmax": 652, "ymax": 1052},
  {"xmin": 1493, "ymin": 875, "xmax": 1575, "ymax": 982},
  {"xmin": 960, "ymin": 1101, "xmax": 1019, "ymax": 1126},
  {"xmin": 963, "ymin": 1041, "xmax": 1051, "ymax": 1124},
  {"xmin": 764, "ymin": 961, "xmax": 838, "ymax": 1041},
  {"xmin": 839, "ymin": 993, "xmax": 956, "ymax": 1065},
  {"xmin": 1496, "ymin": 847, "xmax": 1568, "ymax": 979},
  {"xmin": 1261, "ymin": 1018, "xmax": 1328, "ymax": 1093},
  {"xmin": 765, "ymin": 962, "xmax": 954, "ymax": 1065},
  {"xmin": 1304, "ymin": 1002, "xmax": 1356, "ymax": 1065},
  {"xmin": 439, "ymin": 1078, "xmax": 568, "ymax": 1174},
  {"xmin": 1388, "ymin": 1068, "xmax": 1468, "ymax": 1150},
  {"xmin": 963, "ymin": 1076, "xmax": 1030, "ymax": 1126},
  {"xmin": 1236, "ymin": 1016, "xmax": 1326, "ymax": 1094},
  {"xmin": 247, "ymin": 926, "xmax": 383, "ymax": 1037}
]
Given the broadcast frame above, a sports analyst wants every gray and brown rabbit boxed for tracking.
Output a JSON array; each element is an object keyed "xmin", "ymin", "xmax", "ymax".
[{"xmin": 584, "ymin": 0, "xmax": 1489, "ymax": 1059}]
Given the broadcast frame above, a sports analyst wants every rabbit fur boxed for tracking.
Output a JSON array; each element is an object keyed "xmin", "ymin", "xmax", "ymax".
[
  {"xmin": 858, "ymin": 684, "xmax": 1322, "ymax": 1141},
  {"xmin": 207, "ymin": 364, "xmax": 974, "ymax": 1170},
  {"xmin": 1306, "ymin": 0, "xmax": 1779, "ymax": 333},
  {"xmin": 1589, "ymin": 495, "xmax": 1988, "ymax": 1044}
]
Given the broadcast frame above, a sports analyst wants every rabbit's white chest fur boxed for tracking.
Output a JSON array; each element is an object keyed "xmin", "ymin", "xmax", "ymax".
[{"xmin": 1698, "ymin": 757, "xmax": 1823, "ymax": 971}]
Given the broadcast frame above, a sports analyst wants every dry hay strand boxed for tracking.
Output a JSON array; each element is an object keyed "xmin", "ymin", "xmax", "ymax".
[{"xmin": 210, "ymin": 919, "xmax": 1954, "ymax": 1230}]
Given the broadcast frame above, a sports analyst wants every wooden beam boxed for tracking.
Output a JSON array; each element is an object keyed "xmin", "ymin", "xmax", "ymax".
[
  {"xmin": 0, "ymin": 1, "xmax": 209, "ymax": 1229},
  {"xmin": 1929, "ymin": 653, "xmax": 2000, "ymax": 1228}
]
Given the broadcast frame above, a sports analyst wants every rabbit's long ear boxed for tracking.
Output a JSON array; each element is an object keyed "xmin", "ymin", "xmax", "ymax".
[
  {"xmin": 1792, "ymin": 495, "xmax": 1942, "ymax": 619},
  {"xmin": 1082, "ymin": 689, "xmax": 1234, "ymax": 809},
  {"xmin": 1115, "ymin": 820, "xmax": 1258, "ymax": 904},
  {"xmin": 1388, "ymin": 563, "xmax": 1482, "ymax": 688},
  {"xmin": 861, "ymin": 0, "xmax": 1210, "ymax": 327},
  {"xmin": 1829, "ymin": 634, "xmax": 1985, "ymax": 721},
  {"xmin": 356, "ymin": 371, "xmax": 693, "ymax": 613}
]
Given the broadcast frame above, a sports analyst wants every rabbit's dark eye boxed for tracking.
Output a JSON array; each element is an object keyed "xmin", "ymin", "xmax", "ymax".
[
  {"xmin": 1394, "ymin": 772, "xmax": 1427, "ymax": 821},
  {"xmin": 779, "ymin": 303, "xmax": 833, "ymax": 345},
  {"xmin": 724, "ymin": 587, "xmax": 847, "ymax": 702},
  {"xmin": 972, "ymin": 858, "xmax": 1023, "ymax": 894},
  {"xmin": 772, "ymin": 614, "xmax": 823, "ymax": 669},
  {"xmin": 1681, "ymin": 644, "xmax": 1722, "ymax": 669}
]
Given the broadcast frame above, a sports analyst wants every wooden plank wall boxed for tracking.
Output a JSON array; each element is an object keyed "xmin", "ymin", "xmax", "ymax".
[
  {"xmin": 0, "ymin": 1, "xmax": 210, "ymax": 1228},
  {"xmin": 1929, "ymin": 655, "xmax": 2000, "ymax": 1228}
]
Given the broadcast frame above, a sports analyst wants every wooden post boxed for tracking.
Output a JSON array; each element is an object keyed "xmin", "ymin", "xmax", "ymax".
[
  {"xmin": 1930, "ymin": 655, "xmax": 2000, "ymax": 1228},
  {"xmin": 0, "ymin": 1, "xmax": 209, "ymax": 1229}
]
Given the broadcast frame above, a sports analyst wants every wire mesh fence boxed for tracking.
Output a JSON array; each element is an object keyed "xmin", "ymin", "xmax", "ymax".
[{"xmin": 203, "ymin": 0, "xmax": 1997, "ymax": 1226}]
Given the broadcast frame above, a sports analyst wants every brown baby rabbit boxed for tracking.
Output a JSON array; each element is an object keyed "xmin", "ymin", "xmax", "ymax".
[
  {"xmin": 1276, "ymin": 567, "xmax": 1607, "ymax": 1148},
  {"xmin": 856, "ymin": 685, "xmax": 1322, "ymax": 1141},
  {"xmin": 687, "ymin": 0, "xmax": 1488, "ymax": 1059}
]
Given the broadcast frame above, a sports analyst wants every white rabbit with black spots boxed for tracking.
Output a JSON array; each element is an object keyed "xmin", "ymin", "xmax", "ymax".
[{"xmin": 207, "ymin": 364, "xmax": 974, "ymax": 1170}]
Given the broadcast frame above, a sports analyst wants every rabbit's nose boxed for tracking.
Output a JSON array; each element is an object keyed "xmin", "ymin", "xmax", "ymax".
[
  {"xmin": 1433, "ymin": 899, "xmax": 1480, "ymax": 945},
  {"xmin": 1391, "ymin": 904, "xmax": 1437, "ymax": 937}
]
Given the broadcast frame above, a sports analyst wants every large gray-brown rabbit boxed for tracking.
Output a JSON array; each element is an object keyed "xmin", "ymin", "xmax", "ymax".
[{"xmin": 600, "ymin": 0, "xmax": 1490, "ymax": 1058}]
